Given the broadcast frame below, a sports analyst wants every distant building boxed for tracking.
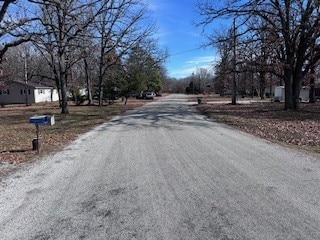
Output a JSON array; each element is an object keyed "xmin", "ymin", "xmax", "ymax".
[
  {"xmin": 0, "ymin": 80, "xmax": 59, "ymax": 105},
  {"xmin": 274, "ymin": 85, "xmax": 320, "ymax": 102}
]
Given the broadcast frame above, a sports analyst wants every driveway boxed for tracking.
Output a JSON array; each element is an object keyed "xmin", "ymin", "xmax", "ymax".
[{"xmin": 0, "ymin": 94, "xmax": 320, "ymax": 239}]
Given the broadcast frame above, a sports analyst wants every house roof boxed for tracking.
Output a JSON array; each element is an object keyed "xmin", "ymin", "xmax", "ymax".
[
  {"xmin": 0, "ymin": 80, "xmax": 55, "ymax": 89},
  {"xmin": 16, "ymin": 80, "xmax": 55, "ymax": 89}
]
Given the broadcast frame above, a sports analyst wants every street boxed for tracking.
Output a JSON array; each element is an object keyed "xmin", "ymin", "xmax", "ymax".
[{"xmin": 0, "ymin": 94, "xmax": 320, "ymax": 240}]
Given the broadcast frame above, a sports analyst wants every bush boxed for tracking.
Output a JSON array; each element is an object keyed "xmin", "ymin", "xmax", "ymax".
[{"xmin": 71, "ymin": 89, "xmax": 87, "ymax": 106}]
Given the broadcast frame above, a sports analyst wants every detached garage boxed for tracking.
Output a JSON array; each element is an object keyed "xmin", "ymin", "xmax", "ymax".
[{"xmin": 0, "ymin": 80, "xmax": 59, "ymax": 105}]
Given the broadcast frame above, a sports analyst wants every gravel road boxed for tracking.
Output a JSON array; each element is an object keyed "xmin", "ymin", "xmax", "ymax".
[{"xmin": 0, "ymin": 94, "xmax": 320, "ymax": 240}]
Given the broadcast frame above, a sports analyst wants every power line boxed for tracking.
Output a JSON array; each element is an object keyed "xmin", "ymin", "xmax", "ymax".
[{"xmin": 170, "ymin": 47, "xmax": 203, "ymax": 56}]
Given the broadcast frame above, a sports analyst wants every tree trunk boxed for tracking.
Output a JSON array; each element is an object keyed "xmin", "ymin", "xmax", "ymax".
[
  {"xmin": 60, "ymin": 73, "xmax": 69, "ymax": 114},
  {"xmin": 54, "ymin": 76, "xmax": 62, "ymax": 108},
  {"xmin": 309, "ymin": 68, "xmax": 315, "ymax": 103},
  {"xmin": 84, "ymin": 58, "xmax": 93, "ymax": 105},
  {"xmin": 232, "ymin": 18, "xmax": 237, "ymax": 105},
  {"xmin": 260, "ymin": 71, "xmax": 266, "ymax": 100},
  {"xmin": 284, "ymin": 70, "xmax": 294, "ymax": 110},
  {"xmin": 292, "ymin": 84, "xmax": 301, "ymax": 110},
  {"xmin": 98, "ymin": 82, "xmax": 103, "ymax": 106},
  {"xmin": 291, "ymin": 72, "xmax": 303, "ymax": 110},
  {"xmin": 251, "ymin": 70, "xmax": 254, "ymax": 98},
  {"xmin": 98, "ymin": 42, "xmax": 104, "ymax": 106},
  {"xmin": 309, "ymin": 83, "xmax": 315, "ymax": 104},
  {"xmin": 59, "ymin": 49, "xmax": 69, "ymax": 114}
]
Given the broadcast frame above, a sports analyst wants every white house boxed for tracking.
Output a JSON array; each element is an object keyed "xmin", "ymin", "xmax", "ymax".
[{"xmin": 0, "ymin": 80, "xmax": 59, "ymax": 105}]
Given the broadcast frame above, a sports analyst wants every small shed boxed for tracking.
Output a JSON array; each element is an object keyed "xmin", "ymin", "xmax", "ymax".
[{"xmin": 274, "ymin": 86, "xmax": 285, "ymax": 102}]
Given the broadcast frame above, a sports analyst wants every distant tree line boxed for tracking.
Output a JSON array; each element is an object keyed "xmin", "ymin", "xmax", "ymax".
[
  {"xmin": 162, "ymin": 68, "xmax": 214, "ymax": 95},
  {"xmin": 0, "ymin": 0, "xmax": 167, "ymax": 113}
]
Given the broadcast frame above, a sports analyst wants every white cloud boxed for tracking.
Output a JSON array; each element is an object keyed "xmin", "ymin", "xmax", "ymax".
[
  {"xmin": 168, "ymin": 55, "xmax": 217, "ymax": 79},
  {"xmin": 144, "ymin": 0, "xmax": 166, "ymax": 12},
  {"xmin": 185, "ymin": 56, "xmax": 216, "ymax": 65}
]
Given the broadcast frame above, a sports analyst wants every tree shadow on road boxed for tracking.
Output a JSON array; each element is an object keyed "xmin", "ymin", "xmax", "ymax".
[{"xmin": 96, "ymin": 102, "xmax": 221, "ymax": 132}]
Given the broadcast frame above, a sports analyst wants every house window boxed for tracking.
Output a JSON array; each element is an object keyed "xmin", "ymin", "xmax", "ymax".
[
  {"xmin": 38, "ymin": 89, "xmax": 45, "ymax": 94},
  {"xmin": 21, "ymin": 89, "xmax": 31, "ymax": 95},
  {"xmin": 1, "ymin": 89, "xmax": 10, "ymax": 95}
]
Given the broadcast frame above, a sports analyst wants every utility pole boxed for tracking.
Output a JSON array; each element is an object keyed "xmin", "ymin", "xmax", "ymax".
[
  {"xmin": 24, "ymin": 53, "xmax": 29, "ymax": 106},
  {"xmin": 232, "ymin": 18, "xmax": 237, "ymax": 105},
  {"xmin": 192, "ymin": 71, "xmax": 195, "ymax": 94}
]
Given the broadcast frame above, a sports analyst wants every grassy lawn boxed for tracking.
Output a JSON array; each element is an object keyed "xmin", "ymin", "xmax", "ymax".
[
  {"xmin": 0, "ymin": 98, "xmax": 146, "ymax": 164},
  {"xmin": 194, "ymin": 94, "xmax": 320, "ymax": 154}
]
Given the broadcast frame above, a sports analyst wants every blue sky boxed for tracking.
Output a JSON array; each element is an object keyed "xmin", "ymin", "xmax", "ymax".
[{"xmin": 145, "ymin": 0, "xmax": 218, "ymax": 79}]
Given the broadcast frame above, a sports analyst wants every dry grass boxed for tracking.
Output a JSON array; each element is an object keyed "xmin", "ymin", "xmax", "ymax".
[
  {"xmin": 1, "ymin": 94, "xmax": 319, "ymax": 180},
  {"xmin": 195, "ymin": 94, "xmax": 320, "ymax": 154},
  {"xmin": 0, "ymin": 98, "xmax": 146, "ymax": 165}
]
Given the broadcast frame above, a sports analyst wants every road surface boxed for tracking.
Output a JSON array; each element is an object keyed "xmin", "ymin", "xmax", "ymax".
[{"xmin": 0, "ymin": 94, "xmax": 320, "ymax": 240}]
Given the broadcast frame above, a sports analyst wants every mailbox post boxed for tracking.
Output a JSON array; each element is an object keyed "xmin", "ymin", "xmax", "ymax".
[
  {"xmin": 29, "ymin": 115, "xmax": 55, "ymax": 153},
  {"xmin": 35, "ymin": 124, "xmax": 39, "ymax": 152}
]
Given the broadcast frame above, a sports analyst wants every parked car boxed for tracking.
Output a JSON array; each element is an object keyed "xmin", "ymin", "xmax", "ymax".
[{"xmin": 145, "ymin": 92, "xmax": 155, "ymax": 100}]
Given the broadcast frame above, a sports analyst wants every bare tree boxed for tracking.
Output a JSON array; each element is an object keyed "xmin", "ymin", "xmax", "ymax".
[
  {"xmin": 197, "ymin": 0, "xmax": 320, "ymax": 110},
  {"xmin": 1, "ymin": 42, "xmax": 49, "ymax": 82},
  {"xmin": 32, "ymin": 0, "xmax": 105, "ymax": 114},
  {"xmin": 92, "ymin": 0, "xmax": 156, "ymax": 106},
  {"xmin": 195, "ymin": 67, "xmax": 211, "ymax": 93},
  {"xmin": 0, "ymin": 1, "xmax": 41, "ymax": 63},
  {"xmin": 80, "ymin": 40, "xmax": 96, "ymax": 105},
  {"xmin": 212, "ymin": 23, "xmax": 239, "ymax": 99}
]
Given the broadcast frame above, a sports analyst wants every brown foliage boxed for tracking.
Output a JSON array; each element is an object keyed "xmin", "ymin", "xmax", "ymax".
[{"xmin": 197, "ymin": 101, "xmax": 320, "ymax": 153}]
